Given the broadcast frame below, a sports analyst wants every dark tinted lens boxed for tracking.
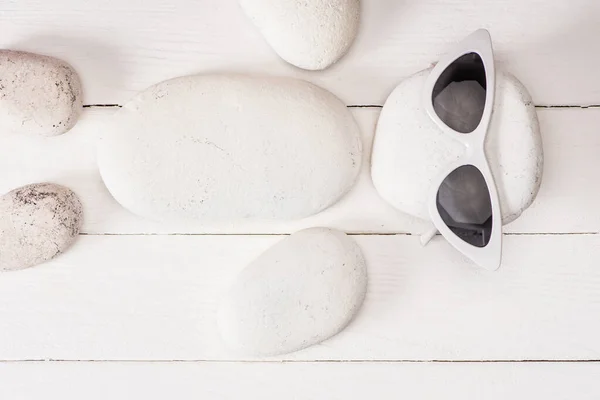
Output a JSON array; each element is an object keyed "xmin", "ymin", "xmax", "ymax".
[
  {"xmin": 432, "ymin": 53, "xmax": 486, "ymax": 133},
  {"xmin": 436, "ymin": 165, "xmax": 492, "ymax": 247}
]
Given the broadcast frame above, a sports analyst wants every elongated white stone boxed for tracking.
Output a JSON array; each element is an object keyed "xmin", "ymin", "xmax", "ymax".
[
  {"xmin": 98, "ymin": 74, "xmax": 362, "ymax": 223},
  {"xmin": 239, "ymin": 0, "xmax": 360, "ymax": 70},
  {"xmin": 218, "ymin": 227, "xmax": 367, "ymax": 356}
]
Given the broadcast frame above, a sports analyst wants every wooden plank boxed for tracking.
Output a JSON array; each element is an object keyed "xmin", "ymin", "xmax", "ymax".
[
  {"xmin": 2, "ymin": 0, "xmax": 599, "ymax": 106},
  {"xmin": 502, "ymin": 108, "xmax": 600, "ymax": 234},
  {"xmin": 0, "ymin": 108, "xmax": 598, "ymax": 234},
  {"xmin": 0, "ymin": 234, "xmax": 599, "ymax": 361},
  {"xmin": 1, "ymin": 361, "xmax": 599, "ymax": 399},
  {"xmin": 0, "ymin": 107, "xmax": 427, "ymax": 235}
]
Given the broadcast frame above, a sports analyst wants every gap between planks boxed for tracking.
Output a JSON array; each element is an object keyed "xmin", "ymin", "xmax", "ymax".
[
  {"xmin": 82, "ymin": 104, "xmax": 600, "ymax": 109},
  {"xmin": 78, "ymin": 232, "xmax": 600, "ymax": 236},
  {"xmin": 75, "ymin": 104, "xmax": 600, "ymax": 236},
  {"xmin": 1, "ymin": 359, "xmax": 600, "ymax": 364}
]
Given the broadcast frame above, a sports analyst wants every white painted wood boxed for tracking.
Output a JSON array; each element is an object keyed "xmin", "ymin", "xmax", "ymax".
[
  {"xmin": 0, "ymin": 234, "xmax": 599, "ymax": 361},
  {"xmin": 2, "ymin": 0, "xmax": 599, "ymax": 106},
  {"xmin": 1, "ymin": 361, "xmax": 599, "ymax": 399},
  {"xmin": 2, "ymin": 1, "xmax": 600, "ymax": 387},
  {"xmin": 0, "ymin": 107, "xmax": 598, "ymax": 234},
  {"xmin": 0, "ymin": 107, "xmax": 428, "ymax": 234}
]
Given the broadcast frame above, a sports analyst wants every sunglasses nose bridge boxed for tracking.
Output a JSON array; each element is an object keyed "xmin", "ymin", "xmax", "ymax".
[{"xmin": 463, "ymin": 134, "xmax": 486, "ymax": 158}]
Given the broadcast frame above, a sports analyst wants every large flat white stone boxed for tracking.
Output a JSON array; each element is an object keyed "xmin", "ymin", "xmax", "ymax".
[
  {"xmin": 371, "ymin": 68, "xmax": 543, "ymax": 225},
  {"xmin": 98, "ymin": 74, "xmax": 362, "ymax": 222},
  {"xmin": 218, "ymin": 227, "xmax": 367, "ymax": 356},
  {"xmin": 0, "ymin": 50, "xmax": 83, "ymax": 136},
  {"xmin": 239, "ymin": 0, "xmax": 360, "ymax": 70}
]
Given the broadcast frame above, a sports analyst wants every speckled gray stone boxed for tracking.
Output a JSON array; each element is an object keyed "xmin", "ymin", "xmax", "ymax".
[
  {"xmin": 0, "ymin": 183, "xmax": 83, "ymax": 271},
  {"xmin": 218, "ymin": 227, "xmax": 367, "ymax": 356},
  {"xmin": 0, "ymin": 50, "xmax": 83, "ymax": 136}
]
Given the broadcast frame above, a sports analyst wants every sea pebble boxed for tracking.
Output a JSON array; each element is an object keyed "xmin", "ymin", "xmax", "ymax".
[
  {"xmin": 0, "ymin": 183, "xmax": 83, "ymax": 271},
  {"xmin": 371, "ymin": 68, "xmax": 543, "ymax": 225},
  {"xmin": 218, "ymin": 227, "xmax": 367, "ymax": 356},
  {"xmin": 98, "ymin": 74, "xmax": 362, "ymax": 222},
  {"xmin": 0, "ymin": 50, "xmax": 83, "ymax": 136},
  {"xmin": 239, "ymin": 0, "xmax": 360, "ymax": 70}
]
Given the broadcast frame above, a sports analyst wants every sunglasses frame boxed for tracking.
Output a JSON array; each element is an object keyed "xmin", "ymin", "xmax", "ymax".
[{"xmin": 422, "ymin": 29, "xmax": 502, "ymax": 271}]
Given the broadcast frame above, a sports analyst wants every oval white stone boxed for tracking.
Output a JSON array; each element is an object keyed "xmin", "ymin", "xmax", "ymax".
[
  {"xmin": 239, "ymin": 0, "xmax": 360, "ymax": 70},
  {"xmin": 218, "ymin": 227, "xmax": 367, "ymax": 356},
  {"xmin": 0, "ymin": 183, "xmax": 83, "ymax": 271},
  {"xmin": 0, "ymin": 50, "xmax": 83, "ymax": 136},
  {"xmin": 98, "ymin": 75, "xmax": 362, "ymax": 222},
  {"xmin": 371, "ymin": 68, "xmax": 543, "ymax": 225}
]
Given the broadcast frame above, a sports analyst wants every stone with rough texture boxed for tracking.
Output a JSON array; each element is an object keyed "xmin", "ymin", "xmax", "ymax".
[
  {"xmin": 371, "ymin": 68, "xmax": 543, "ymax": 225},
  {"xmin": 239, "ymin": 0, "xmax": 360, "ymax": 70},
  {"xmin": 0, "ymin": 50, "xmax": 83, "ymax": 136},
  {"xmin": 98, "ymin": 74, "xmax": 362, "ymax": 223},
  {"xmin": 0, "ymin": 183, "xmax": 83, "ymax": 272},
  {"xmin": 218, "ymin": 227, "xmax": 367, "ymax": 356}
]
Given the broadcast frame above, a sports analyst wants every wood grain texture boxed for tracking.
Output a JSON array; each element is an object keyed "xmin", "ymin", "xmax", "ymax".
[
  {"xmin": 0, "ymin": 107, "xmax": 598, "ymax": 234},
  {"xmin": 1, "ymin": 0, "xmax": 599, "ymax": 105},
  {"xmin": 2, "ymin": 0, "xmax": 600, "ymax": 394},
  {"xmin": 1, "ymin": 361, "xmax": 599, "ymax": 399},
  {"xmin": 0, "ymin": 234, "xmax": 599, "ymax": 361}
]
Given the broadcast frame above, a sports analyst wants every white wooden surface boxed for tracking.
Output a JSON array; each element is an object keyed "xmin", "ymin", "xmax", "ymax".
[
  {"xmin": 2, "ymin": 362, "xmax": 600, "ymax": 399},
  {"xmin": 1, "ymin": 107, "xmax": 599, "ymax": 235},
  {"xmin": 2, "ymin": 0, "xmax": 600, "ymax": 398},
  {"xmin": 2, "ymin": 234, "xmax": 600, "ymax": 361},
  {"xmin": 3, "ymin": 0, "xmax": 600, "ymax": 106}
]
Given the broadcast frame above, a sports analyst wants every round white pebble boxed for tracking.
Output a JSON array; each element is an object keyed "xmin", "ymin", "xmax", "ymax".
[
  {"xmin": 0, "ymin": 50, "xmax": 83, "ymax": 136},
  {"xmin": 218, "ymin": 227, "xmax": 367, "ymax": 356},
  {"xmin": 239, "ymin": 0, "xmax": 360, "ymax": 70},
  {"xmin": 371, "ymin": 68, "xmax": 543, "ymax": 225},
  {"xmin": 0, "ymin": 183, "xmax": 83, "ymax": 271},
  {"xmin": 98, "ymin": 74, "xmax": 362, "ymax": 223}
]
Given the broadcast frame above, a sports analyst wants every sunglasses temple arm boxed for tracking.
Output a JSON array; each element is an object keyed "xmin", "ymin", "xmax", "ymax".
[{"xmin": 420, "ymin": 227, "xmax": 438, "ymax": 246}]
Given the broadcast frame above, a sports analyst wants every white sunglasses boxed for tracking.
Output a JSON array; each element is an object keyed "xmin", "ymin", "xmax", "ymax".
[{"xmin": 420, "ymin": 29, "xmax": 502, "ymax": 271}]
